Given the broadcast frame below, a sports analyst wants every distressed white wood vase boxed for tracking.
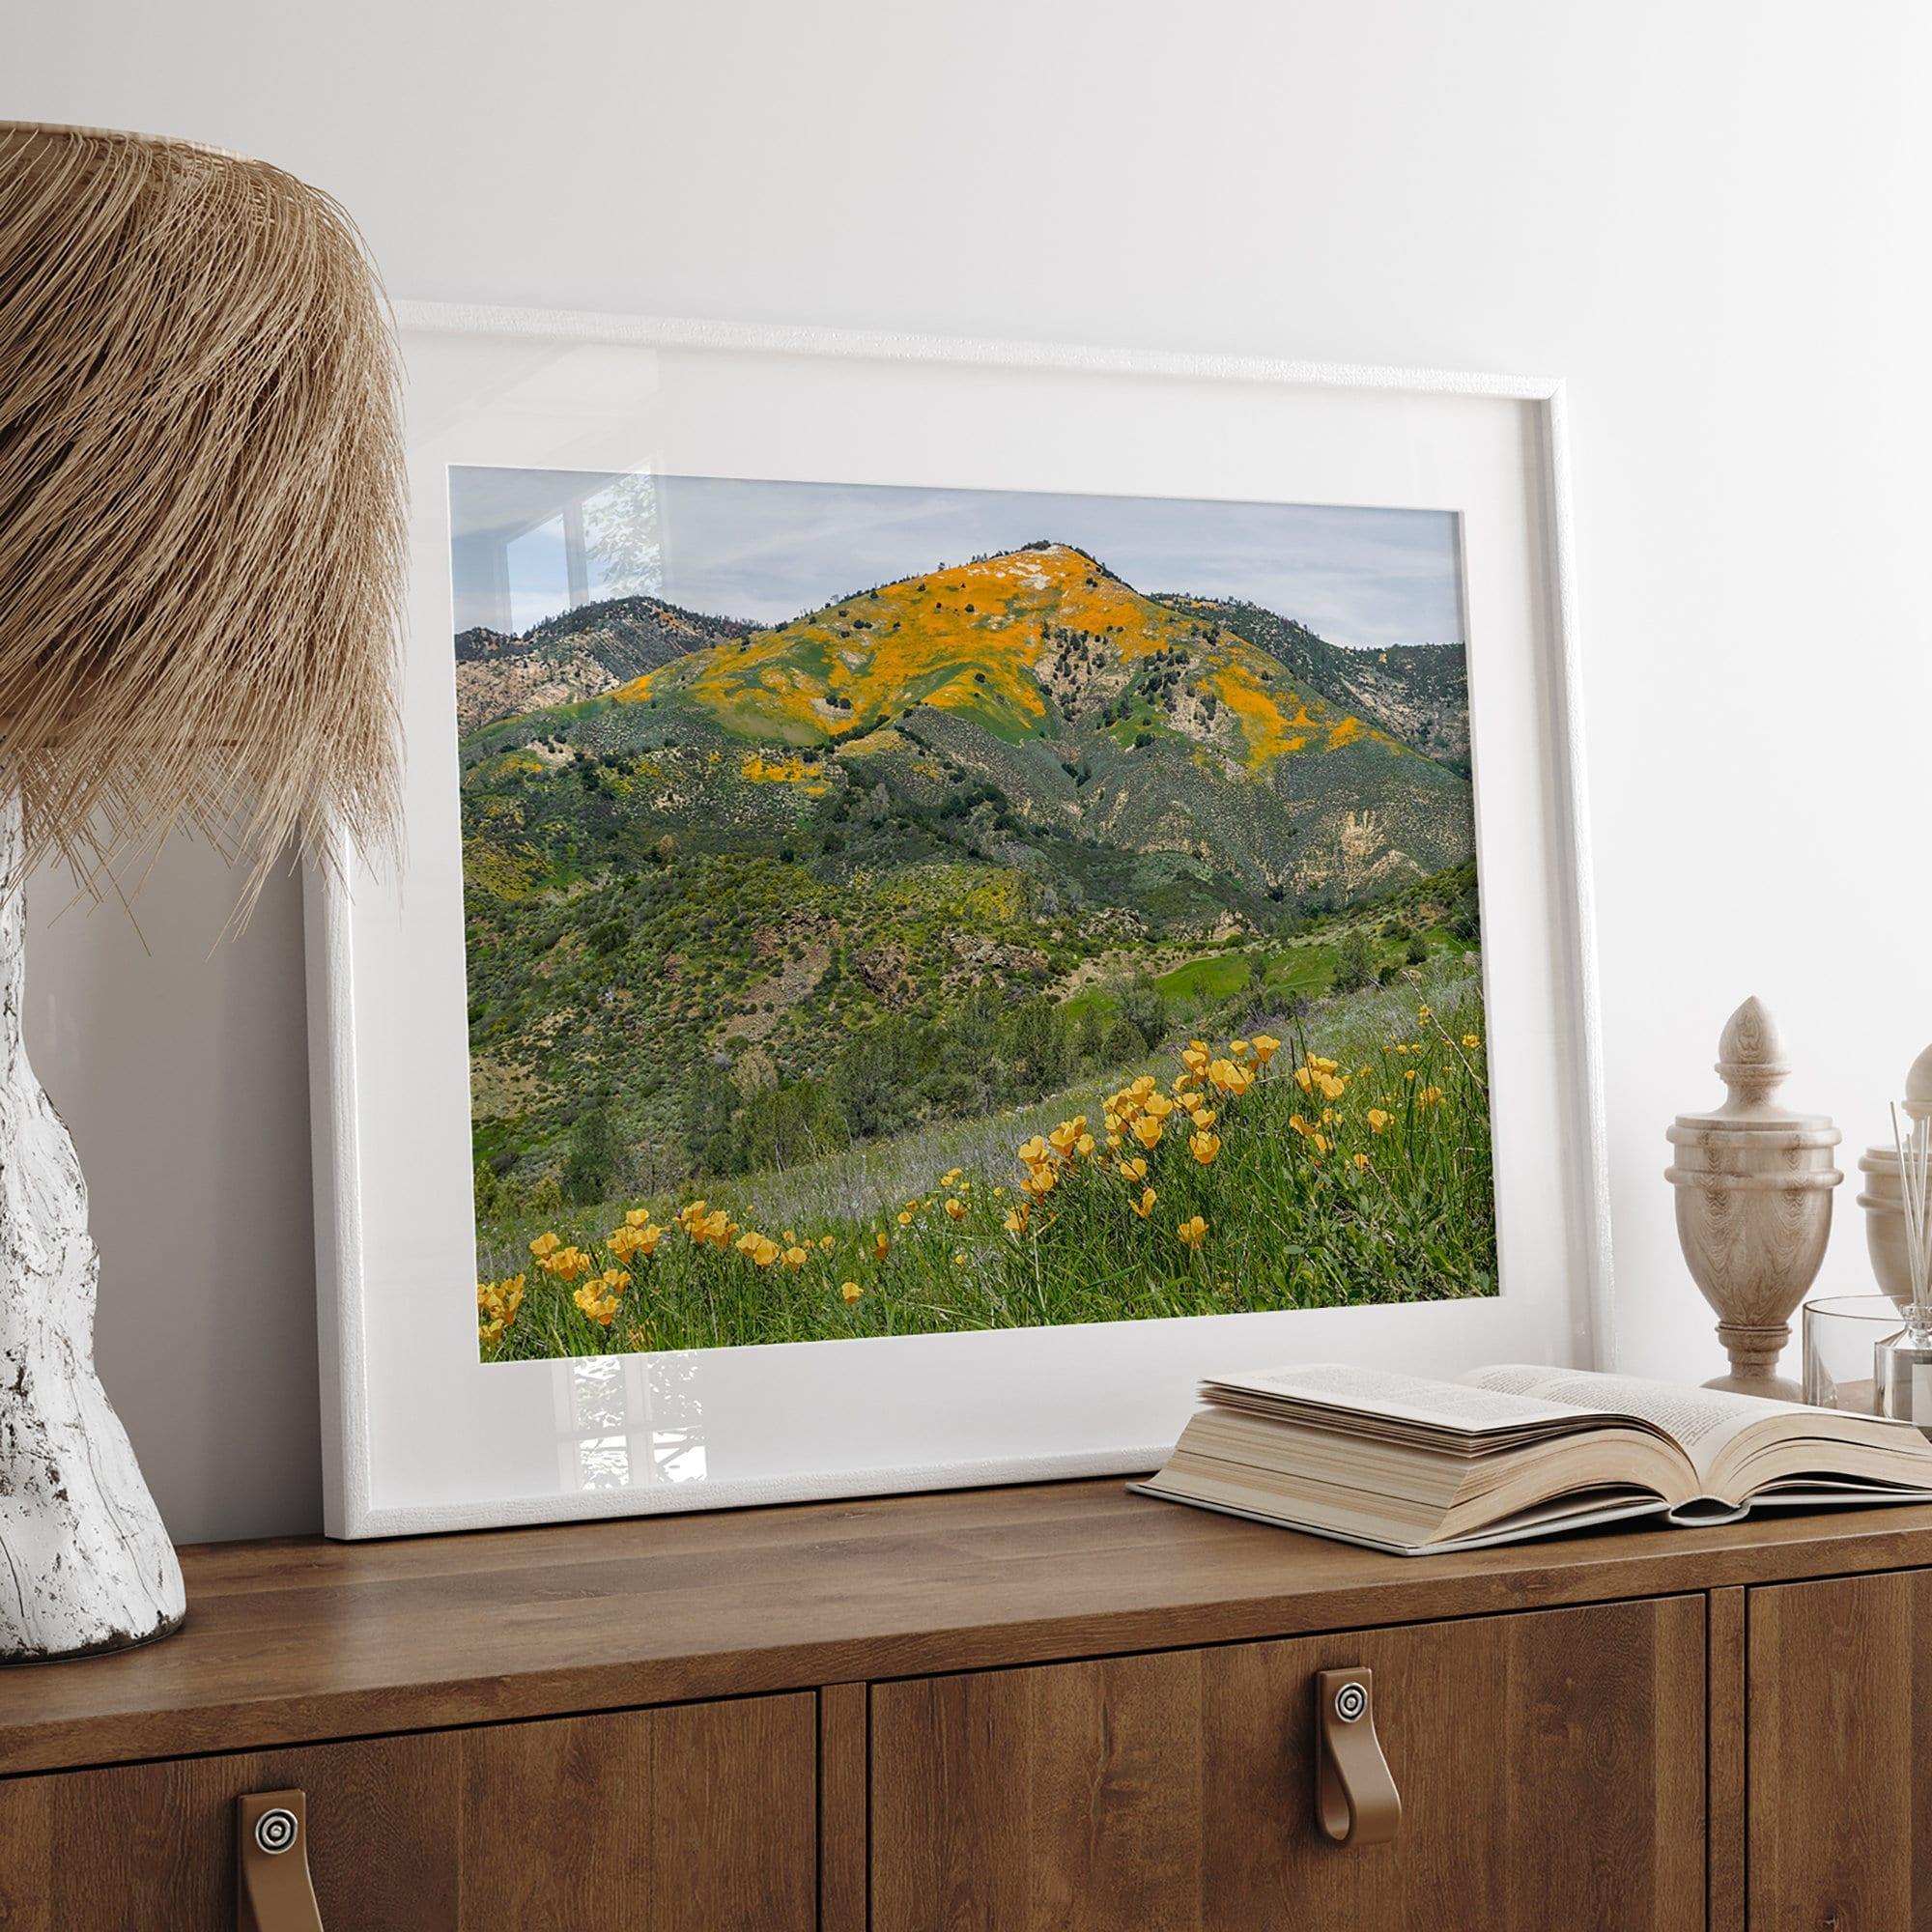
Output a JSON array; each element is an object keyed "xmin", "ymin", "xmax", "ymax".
[
  {"xmin": 1664, "ymin": 997, "xmax": 1842, "ymax": 1402},
  {"xmin": 0, "ymin": 799, "xmax": 185, "ymax": 1660}
]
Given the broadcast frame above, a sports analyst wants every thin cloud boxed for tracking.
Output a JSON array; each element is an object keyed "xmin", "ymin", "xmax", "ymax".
[{"xmin": 453, "ymin": 469, "xmax": 1463, "ymax": 650}]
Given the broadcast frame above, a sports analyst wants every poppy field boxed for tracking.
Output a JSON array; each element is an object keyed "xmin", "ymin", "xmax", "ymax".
[{"xmin": 476, "ymin": 957, "xmax": 1493, "ymax": 1360}]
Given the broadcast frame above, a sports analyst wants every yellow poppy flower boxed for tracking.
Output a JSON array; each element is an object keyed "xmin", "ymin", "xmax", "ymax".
[
  {"xmin": 1367, "ymin": 1108, "xmax": 1392, "ymax": 1132},
  {"xmin": 1004, "ymin": 1204, "xmax": 1030, "ymax": 1235},
  {"xmin": 1177, "ymin": 1214, "xmax": 1208, "ymax": 1251},
  {"xmin": 1131, "ymin": 1187, "xmax": 1156, "ymax": 1219},
  {"xmin": 528, "ymin": 1231, "xmax": 561, "ymax": 1259},
  {"xmin": 1463, "ymin": 1034, "xmax": 1482, "ymax": 1050},
  {"xmin": 840, "ymin": 1280, "xmax": 864, "ymax": 1304},
  {"xmin": 1190, "ymin": 1107, "xmax": 1216, "ymax": 1129},
  {"xmin": 1120, "ymin": 1156, "xmax": 1148, "ymax": 1182},
  {"xmin": 624, "ymin": 1208, "xmax": 652, "ymax": 1229},
  {"xmin": 1132, "ymin": 1115, "xmax": 1164, "ymax": 1150},
  {"xmin": 870, "ymin": 1231, "xmax": 890, "ymax": 1262},
  {"xmin": 1251, "ymin": 1035, "xmax": 1281, "ymax": 1064},
  {"xmin": 1189, "ymin": 1130, "xmax": 1221, "ymax": 1166},
  {"xmin": 782, "ymin": 1245, "xmax": 810, "ymax": 1268},
  {"xmin": 945, "ymin": 1198, "xmax": 967, "ymax": 1221},
  {"xmin": 1352, "ymin": 1151, "xmax": 1371, "ymax": 1172},
  {"xmin": 540, "ymin": 1244, "xmax": 593, "ymax": 1282},
  {"xmin": 572, "ymin": 1279, "xmax": 623, "ymax": 1325},
  {"xmin": 897, "ymin": 1209, "xmax": 914, "ymax": 1227},
  {"xmin": 1416, "ymin": 1085, "xmax": 1444, "ymax": 1109}
]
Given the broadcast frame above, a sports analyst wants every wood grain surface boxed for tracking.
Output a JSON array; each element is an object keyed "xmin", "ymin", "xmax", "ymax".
[
  {"xmin": 1707, "ymin": 1586, "xmax": 1746, "ymax": 1932},
  {"xmin": 871, "ymin": 1594, "xmax": 1706, "ymax": 1931},
  {"xmin": 0, "ymin": 1693, "xmax": 815, "ymax": 1931},
  {"xmin": 818, "ymin": 1682, "xmax": 868, "ymax": 1932},
  {"xmin": 0, "ymin": 1478, "xmax": 1927, "ymax": 1778},
  {"xmin": 1747, "ymin": 1566, "xmax": 1932, "ymax": 1930}
]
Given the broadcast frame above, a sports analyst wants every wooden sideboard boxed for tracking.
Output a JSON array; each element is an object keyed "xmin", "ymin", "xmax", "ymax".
[{"xmin": 0, "ymin": 1479, "xmax": 1928, "ymax": 1929}]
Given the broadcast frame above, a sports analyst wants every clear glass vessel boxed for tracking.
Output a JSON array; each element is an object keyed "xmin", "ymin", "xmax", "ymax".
[{"xmin": 1802, "ymin": 1294, "xmax": 1902, "ymax": 1414}]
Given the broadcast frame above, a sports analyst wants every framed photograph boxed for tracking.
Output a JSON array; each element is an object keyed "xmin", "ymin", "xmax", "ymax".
[{"xmin": 305, "ymin": 304, "xmax": 1608, "ymax": 1537}]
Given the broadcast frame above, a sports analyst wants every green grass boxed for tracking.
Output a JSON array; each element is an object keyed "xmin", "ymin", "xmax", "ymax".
[
  {"xmin": 1151, "ymin": 951, "xmax": 1252, "ymax": 1003},
  {"xmin": 476, "ymin": 956, "xmax": 1493, "ymax": 1361}
]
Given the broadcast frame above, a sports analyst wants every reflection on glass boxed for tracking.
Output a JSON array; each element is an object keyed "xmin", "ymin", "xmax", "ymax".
[
  {"xmin": 557, "ymin": 1352, "xmax": 707, "ymax": 1492},
  {"xmin": 505, "ymin": 514, "xmax": 571, "ymax": 635},
  {"xmin": 583, "ymin": 472, "xmax": 663, "ymax": 601},
  {"xmin": 448, "ymin": 467, "xmax": 662, "ymax": 637}
]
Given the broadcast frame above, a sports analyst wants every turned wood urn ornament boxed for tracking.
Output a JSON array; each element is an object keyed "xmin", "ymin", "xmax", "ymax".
[
  {"xmin": 1665, "ymin": 999, "xmax": 1841, "ymax": 1401},
  {"xmin": 1855, "ymin": 1043, "xmax": 1932, "ymax": 1308}
]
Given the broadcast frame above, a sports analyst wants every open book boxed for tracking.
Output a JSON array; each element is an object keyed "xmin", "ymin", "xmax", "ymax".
[{"xmin": 1132, "ymin": 1362, "xmax": 1932, "ymax": 1555}]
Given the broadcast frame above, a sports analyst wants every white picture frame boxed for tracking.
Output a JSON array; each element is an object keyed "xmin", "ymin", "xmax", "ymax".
[{"xmin": 305, "ymin": 303, "xmax": 1609, "ymax": 1538}]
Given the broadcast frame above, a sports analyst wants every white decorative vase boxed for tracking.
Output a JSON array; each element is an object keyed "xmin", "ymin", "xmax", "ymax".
[
  {"xmin": 1857, "ymin": 1045, "xmax": 1932, "ymax": 1308},
  {"xmin": 0, "ymin": 798, "xmax": 184, "ymax": 1661}
]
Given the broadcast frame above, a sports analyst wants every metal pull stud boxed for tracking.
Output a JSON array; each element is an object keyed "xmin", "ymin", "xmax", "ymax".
[
  {"xmin": 1315, "ymin": 1667, "xmax": 1401, "ymax": 1846},
  {"xmin": 238, "ymin": 1790, "xmax": 325, "ymax": 1931}
]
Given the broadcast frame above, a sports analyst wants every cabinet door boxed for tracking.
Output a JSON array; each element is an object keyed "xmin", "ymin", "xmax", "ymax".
[
  {"xmin": 871, "ymin": 1597, "xmax": 1704, "ymax": 1932},
  {"xmin": 0, "ymin": 1692, "xmax": 816, "ymax": 1931},
  {"xmin": 1748, "ymin": 1569, "xmax": 1932, "ymax": 1929}
]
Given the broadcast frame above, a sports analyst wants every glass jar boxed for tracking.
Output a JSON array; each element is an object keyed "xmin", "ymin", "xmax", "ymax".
[{"xmin": 1802, "ymin": 1294, "xmax": 1903, "ymax": 1413}]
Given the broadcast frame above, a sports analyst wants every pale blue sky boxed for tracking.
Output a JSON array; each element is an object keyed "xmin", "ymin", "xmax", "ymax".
[{"xmin": 451, "ymin": 467, "xmax": 1464, "ymax": 652}]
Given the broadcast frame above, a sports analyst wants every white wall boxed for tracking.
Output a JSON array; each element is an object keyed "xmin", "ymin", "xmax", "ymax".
[{"xmin": 10, "ymin": 0, "xmax": 1931, "ymax": 1542}]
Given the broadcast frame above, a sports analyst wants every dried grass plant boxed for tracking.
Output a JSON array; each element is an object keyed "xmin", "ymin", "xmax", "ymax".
[{"xmin": 0, "ymin": 123, "xmax": 405, "ymax": 912}]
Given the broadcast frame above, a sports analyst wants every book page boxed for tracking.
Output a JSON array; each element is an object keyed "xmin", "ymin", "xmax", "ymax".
[
  {"xmin": 1464, "ymin": 1366, "xmax": 1790, "ymax": 1479},
  {"xmin": 1208, "ymin": 1363, "xmax": 1586, "ymax": 1434}
]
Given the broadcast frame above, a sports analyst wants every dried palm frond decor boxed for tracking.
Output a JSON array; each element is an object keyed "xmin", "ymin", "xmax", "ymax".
[{"xmin": 0, "ymin": 123, "xmax": 404, "ymax": 1661}]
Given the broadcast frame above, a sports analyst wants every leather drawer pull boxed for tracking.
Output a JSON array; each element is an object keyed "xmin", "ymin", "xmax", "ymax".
[
  {"xmin": 1315, "ymin": 1667, "xmax": 1401, "ymax": 1846},
  {"xmin": 238, "ymin": 1790, "xmax": 325, "ymax": 1931}
]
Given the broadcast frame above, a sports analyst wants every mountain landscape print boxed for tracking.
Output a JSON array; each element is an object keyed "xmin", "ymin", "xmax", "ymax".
[{"xmin": 456, "ymin": 469, "xmax": 1496, "ymax": 1362}]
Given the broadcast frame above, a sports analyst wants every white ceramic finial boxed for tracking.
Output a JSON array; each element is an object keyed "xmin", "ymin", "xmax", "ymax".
[{"xmin": 1906, "ymin": 1042, "xmax": 1932, "ymax": 1122}]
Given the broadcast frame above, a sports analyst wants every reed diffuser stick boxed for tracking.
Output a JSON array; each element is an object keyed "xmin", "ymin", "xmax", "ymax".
[{"xmin": 1889, "ymin": 1102, "xmax": 1932, "ymax": 1342}]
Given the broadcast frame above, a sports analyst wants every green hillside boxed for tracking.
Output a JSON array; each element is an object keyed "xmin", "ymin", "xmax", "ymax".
[{"xmin": 458, "ymin": 541, "xmax": 1480, "ymax": 1208}]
